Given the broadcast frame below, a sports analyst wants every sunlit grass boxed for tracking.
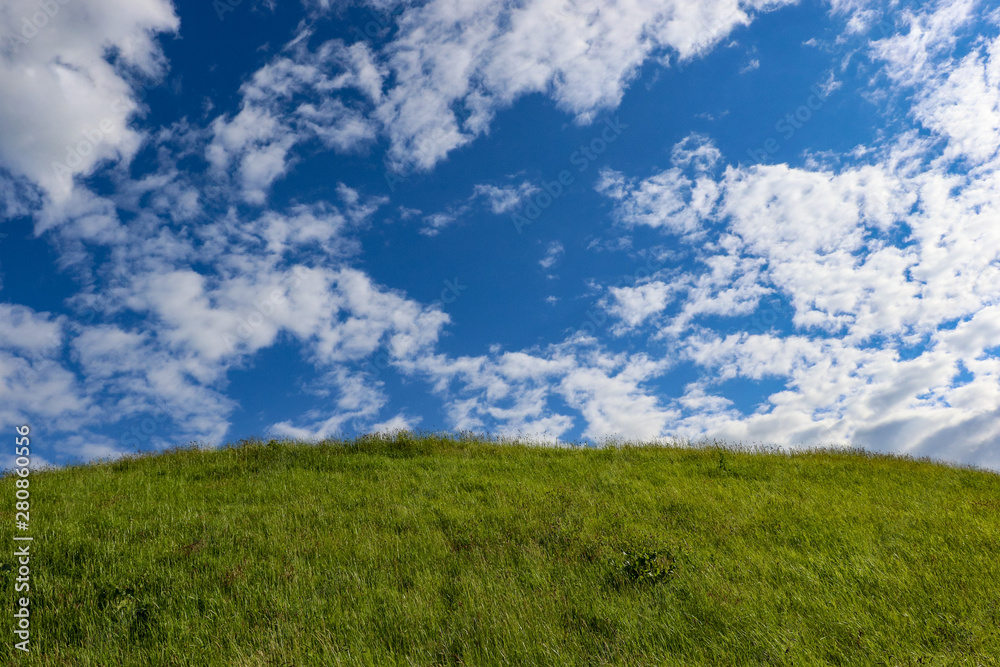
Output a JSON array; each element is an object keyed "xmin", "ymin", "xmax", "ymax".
[{"xmin": 2, "ymin": 431, "xmax": 999, "ymax": 665}]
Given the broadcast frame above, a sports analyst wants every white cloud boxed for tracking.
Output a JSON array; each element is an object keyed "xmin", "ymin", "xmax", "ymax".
[
  {"xmin": 2, "ymin": 127, "xmax": 444, "ymax": 448},
  {"xmin": 598, "ymin": 135, "xmax": 723, "ymax": 235},
  {"xmin": 670, "ymin": 133, "xmax": 723, "ymax": 171},
  {"xmin": 585, "ymin": 2, "xmax": 1000, "ymax": 468},
  {"xmin": 474, "ymin": 181, "xmax": 540, "ymax": 214},
  {"xmin": 420, "ymin": 211, "xmax": 460, "ymax": 236},
  {"xmin": 0, "ymin": 0, "xmax": 178, "ymax": 202},
  {"xmin": 908, "ymin": 32, "xmax": 1000, "ymax": 164},
  {"xmin": 270, "ymin": 369, "xmax": 388, "ymax": 440},
  {"xmin": 604, "ymin": 281, "xmax": 674, "ymax": 328},
  {"xmin": 301, "ymin": 0, "xmax": 796, "ymax": 172},
  {"xmin": 0, "ymin": 352, "xmax": 89, "ymax": 421},
  {"xmin": 0, "ymin": 171, "xmax": 41, "ymax": 221},
  {"xmin": 390, "ymin": 339, "xmax": 674, "ymax": 444},
  {"xmin": 0, "ymin": 304, "xmax": 91, "ymax": 432},
  {"xmin": 206, "ymin": 39, "xmax": 380, "ymax": 203},
  {"xmin": 6, "ymin": 0, "xmax": 1000, "ymax": 473},
  {"xmin": 0, "ymin": 303, "xmax": 62, "ymax": 354},
  {"xmin": 419, "ymin": 198, "xmax": 471, "ymax": 235},
  {"xmin": 253, "ymin": 192, "xmax": 376, "ymax": 258},
  {"xmin": 598, "ymin": 167, "xmax": 719, "ymax": 234},
  {"xmin": 539, "ymin": 241, "xmax": 564, "ymax": 270},
  {"xmin": 870, "ymin": 0, "xmax": 978, "ymax": 87},
  {"xmin": 0, "ymin": 0, "xmax": 789, "ymax": 207},
  {"xmin": 559, "ymin": 357, "xmax": 675, "ymax": 441},
  {"xmin": 57, "ymin": 251, "xmax": 452, "ymax": 449},
  {"xmin": 70, "ymin": 324, "xmax": 234, "ymax": 446},
  {"xmin": 369, "ymin": 413, "xmax": 419, "ymax": 434}
]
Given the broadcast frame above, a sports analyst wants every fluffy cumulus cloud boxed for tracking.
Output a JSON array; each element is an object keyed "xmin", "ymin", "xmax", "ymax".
[
  {"xmin": 67, "ymin": 212, "xmax": 452, "ymax": 447},
  {"xmin": 604, "ymin": 281, "xmax": 675, "ymax": 329},
  {"xmin": 49, "ymin": 224, "xmax": 454, "ymax": 455},
  {"xmin": 13, "ymin": 0, "xmax": 756, "ymax": 461},
  {"xmin": 0, "ymin": 9, "xmax": 450, "ymax": 455},
  {"xmin": 0, "ymin": 304, "xmax": 91, "ymax": 433},
  {"xmin": 598, "ymin": 133, "xmax": 722, "ymax": 235},
  {"xmin": 204, "ymin": 0, "xmax": 794, "ymax": 199},
  {"xmin": 297, "ymin": 0, "xmax": 798, "ymax": 172},
  {"xmin": 0, "ymin": 0, "xmax": 178, "ymax": 201},
  {"xmin": 380, "ymin": 339, "xmax": 672, "ymax": 443},
  {"xmin": 3, "ymin": 0, "xmax": 1000, "ymax": 471},
  {"xmin": 589, "ymin": 1, "xmax": 1000, "ymax": 468},
  {"xmin": 207, "ymin": 39, "xmax": 382, "ymax": 203}
]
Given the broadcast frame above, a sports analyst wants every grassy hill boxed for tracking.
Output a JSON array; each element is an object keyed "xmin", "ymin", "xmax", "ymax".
[{"xmin": 2, "ymin": 432, "xmax": 999, "ymax": 666}]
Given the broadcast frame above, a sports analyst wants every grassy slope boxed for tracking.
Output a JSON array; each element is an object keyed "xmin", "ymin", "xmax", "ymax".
[{"xmin": 2, "ymin": 433, "xmax": 1000, "ymax": 666}]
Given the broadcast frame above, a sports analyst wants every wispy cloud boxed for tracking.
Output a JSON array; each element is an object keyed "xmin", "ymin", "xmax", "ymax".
[
  {"xmin": 474, "ymin": 181, "xmax": 540, "ymax": 214},
  {"xmin": 539, "ymin": 241, "xmax": 565, "ymax": 271}
]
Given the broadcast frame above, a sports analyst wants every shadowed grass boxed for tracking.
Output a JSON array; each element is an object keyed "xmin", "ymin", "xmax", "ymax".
[{"xmin": 2, "ymin": 431, "xmax": 999, "ymax": 665}]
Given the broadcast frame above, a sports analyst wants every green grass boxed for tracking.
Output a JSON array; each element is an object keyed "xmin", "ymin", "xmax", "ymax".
[{"xmin": 2, "ymin": 432, "xmax": 1000, "ymax": 666}]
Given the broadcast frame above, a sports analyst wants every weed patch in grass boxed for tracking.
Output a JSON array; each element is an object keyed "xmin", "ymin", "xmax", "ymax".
[{"xmin": 609, "ymin": 549, "xmax": 678, "ymax": 588}]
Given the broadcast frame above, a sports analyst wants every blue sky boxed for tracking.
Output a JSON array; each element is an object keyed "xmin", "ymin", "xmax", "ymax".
[{"xmin": 2, "ymin": 0, "xmax": 1000, "ymax": 470}]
